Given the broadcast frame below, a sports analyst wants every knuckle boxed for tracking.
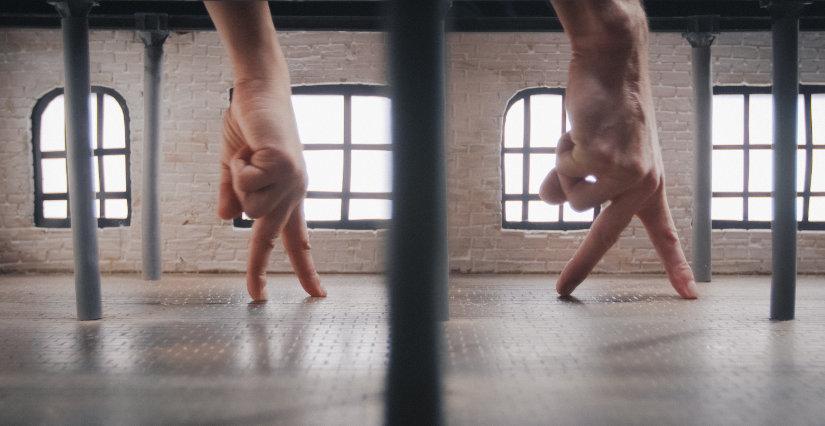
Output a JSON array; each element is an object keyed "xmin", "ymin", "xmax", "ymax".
[
  {"xmin": 251, "ymin": 235, "xmax": 278, "ymax": 252},
  {"xmin": 539, "ymin": 186, "xmax": 561, "ymax": 204},
  {"xmin": 243, "ymin": 202, "xmax": 267, "ymax": 219},
  {"xmin": 637, "ymin": 171, "xmax": 661, "ymax": 193},
  {"xmin": 291, "ymin": 166, "xmax": 309, "ymax": 196},
  {"xmin": 258, "ymin": 148, "xmax": 306, "ymax": 191},
  {"xmin": 236, "ymin": 176, "xmax": 259, "ymax": 193},
  {"xmin": 660, "ymin": 228, "xmax": 679, "ymax": 246},
  {"xmin": 567, "ymin": 195, "xmax": 592, "ymax": 212}
]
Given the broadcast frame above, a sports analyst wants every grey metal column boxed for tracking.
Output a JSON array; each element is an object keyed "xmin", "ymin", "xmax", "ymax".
[
  {"xmin": 386, "ymin": 0, "xmax": 449, "ymax": 423},
  {"xmin": 51, "ymin": 0, "xmax": 101, "ymax": 321},
  {"xmin": 137, "ymin": 14, "xmax": 169, "ymax": 281},
  {"xmin": 764, "ymin": 1, "xmax": 809, "ymax": 321},
  {"xmin": 684, "ymin": 17, "xmax": 718, "ymax": 284}
]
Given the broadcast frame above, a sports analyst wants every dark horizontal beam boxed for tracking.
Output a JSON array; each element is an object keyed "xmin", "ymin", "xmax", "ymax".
[
  {"xmin": 3, "ymin": 14, "xmax": 825, "ymax": 32},
  {"xmin": 2, "ymin": 1, "xmax": 825, "ymax": 31}
]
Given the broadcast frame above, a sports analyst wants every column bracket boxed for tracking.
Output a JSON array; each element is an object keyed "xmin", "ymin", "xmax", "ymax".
[
  {"xmin": 136, "ymin": 13, "xmax": 170, "ymax": 47},
  {"xmin": 683, "ymin": 15, "xmax": 719, "ymax": 48}
]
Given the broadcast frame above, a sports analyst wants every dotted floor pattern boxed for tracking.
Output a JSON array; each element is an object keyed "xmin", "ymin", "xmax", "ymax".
[{"xmin": 0, "ymin": 273, "xmax": 823, "ymax": 425}]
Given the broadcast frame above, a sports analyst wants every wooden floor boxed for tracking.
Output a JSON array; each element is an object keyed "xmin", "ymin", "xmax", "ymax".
[{"xmin": 0, "ymin": 273, "xmax": 824, "ymax": 425}]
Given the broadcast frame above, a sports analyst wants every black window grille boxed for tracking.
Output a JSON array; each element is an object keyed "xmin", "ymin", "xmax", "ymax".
[
  {"xmin": 31, "ymin": 86, "xmax": 132, "ymax": 228},
  {"xmin": 501, "ymin": 87, "xmax": 599, "ymax": 230},
  {"xmin": 711, "ymin": 85, "xmax": 825, "ymax": 230},
  {"xmin": 232, "ymin": 84, "xmax": 392, "ymax": 230}
]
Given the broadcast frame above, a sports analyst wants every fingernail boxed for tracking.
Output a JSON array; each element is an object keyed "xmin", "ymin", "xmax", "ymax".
[
  {"xmin": 247, "ymin": 276, "xmax": 268, "ymax": 302},
  {"xmin": 690, "ymin": 282, "xmax": 700, "ymax": 294},
  {"xmin": 686, "ymin": 282, "xmax": 700, "ymax": 299}
]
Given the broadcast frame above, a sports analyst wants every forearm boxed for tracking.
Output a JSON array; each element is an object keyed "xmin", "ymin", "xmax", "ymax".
[{"xmin": 204, "ymin": 1, "xmax": 289, "ymax": 83}]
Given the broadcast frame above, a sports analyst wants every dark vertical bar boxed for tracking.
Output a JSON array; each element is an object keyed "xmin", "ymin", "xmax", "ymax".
[
  {"xmin": 96, "ymin": 91, "xmax": 105, "ymax": 219},
  {"xmin": 684, "ymin": 17, "xmax": 717, "ymax": 283},
  {"xmin": 51, "ymin": 0, "xmax": 101, "ymax": 321},
  {"xmin": 386, "ymin": 0, "xmax": 448, "ymax": 423},
  {"xmin": 137, "ymin": 14, "xmax": 168, "ymax": 281},
  {"xmin": 803, "ymin": 93, "xmax": 813, "ymax": 222},
  {"xmin": 342, "ymin": 94, "xmax": 352, "ymax": 221},
  {"xmin": 743, "ymin": 94, "xmax": 750, "ymax": 221},
  {"xmin": 522, "ymin": 96, "xmax": 530, "ymax": 222},
  {"xmin": 767, "ymin": 1, "xmax": 807, "ymax": 321}
]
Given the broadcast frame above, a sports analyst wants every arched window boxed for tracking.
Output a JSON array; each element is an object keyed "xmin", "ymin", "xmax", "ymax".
[
  {"xmin": 501, "ymin": 88, "xmax": 598, "ymax": 230},
  {"xmin": 31, "ymin": 86, "xmax": 131, "ymax": 228},
  {"xmin": 711, "ymin": 85, "xmax": 825, "ymax": 230},
  {"xmin": 233, "ymin": 84, "xmax": 392, "ymax": 229}
]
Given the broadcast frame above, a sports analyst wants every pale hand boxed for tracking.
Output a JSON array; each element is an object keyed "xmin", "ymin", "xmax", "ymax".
[{"xmin": 217, "ymin": 79, "xmax": 326, "ymax": 301}]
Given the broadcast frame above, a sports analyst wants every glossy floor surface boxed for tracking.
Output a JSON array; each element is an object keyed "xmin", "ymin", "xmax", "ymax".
[{"xmin": 0, "ymin": 274, "xmax": 824, "ymax": 425}]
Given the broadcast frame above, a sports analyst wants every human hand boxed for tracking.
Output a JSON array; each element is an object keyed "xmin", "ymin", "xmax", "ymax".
[
  {"xmin": 218, "ymin": 79, "xmax": 326, "ymax": 301},
  {"xmin": 541, "ymin": 1, "xmax": 698, "ymax": 299}
]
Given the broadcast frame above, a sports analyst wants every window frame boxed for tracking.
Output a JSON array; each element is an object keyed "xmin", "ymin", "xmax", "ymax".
[
  {"xmin": 712, "ymin": 85, "xmax": 825, "ymax": 231},
  {"xmin": 501, "ymin": 87, "xmax": 599, "ymax": 231},
  {"xmin": 31, "ymin": 86, "xmax": 132, "ymax": 228},
  {"xmin": 232, "ymin": 84, "xmax": 392, "ymax": 230}
]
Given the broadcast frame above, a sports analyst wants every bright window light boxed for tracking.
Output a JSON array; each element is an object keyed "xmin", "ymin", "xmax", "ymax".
[
  {"xmin": 304, "ymin": 150, "xmax": 344, "ymax": 192},
  {"xmin": 352, "ymin": 96, "xmax": 391, "ymax": 144},
  {"xmin": 304, "ymin": 198, "xmax": 341, "ymax": 221},
  {"xmin": 747, "ymin": 197, "xmax": 772, "ymax": 221},
  {"xmin": 349, "ymin": 199, "xmax": 391, "ymax": 220},
  {"xmin": 811, "ymin": 150, "xmax": 825, "ymax": 191},
  {"xmin": 503, "ymin": 99, "xmax": 524, "ymax": 148},
  {"xmin": 235, "ymin": 85, "xmax": 392, "ymax": 229},
  {"xmin": 102, "ymin": 94, "xmax": 126, "ymax": 149},
  {"xmin": 504, "ymin": 201, "xmax": 523, "ymax": 222},
  {"xmin": 32, "ymin": 87, "xmax": 131, "ymax": 227},
  {"xmin": 41, "ymin": 158, "xmax": 67, "ymax": 194},
  {"xmin": 529, "ymin": 94, "xmax": 563, "ymax": 148},
  {"xmin": 292, "ymin": 95, "xmax": 344, "ymax": 144},
  {"xmin": 712, "ymin": 197, "xmax": 743, "ymax": 221},
  {"xmin": 528, "ymin": 200, "xmax": 558, "ymax": 222},
  {"xmin": 711, "ymin": 150, "xmax": 744, "ymax": 192},
  {"xmin": 812, "ymin": 94, "xmax": 825, "ymax": 145},
  {"xmin": 42, "ymin": 200, "xmax": 67, "ymax": 219},
  {"xmin": 503, "ymin": 153, "xmax": 523, "ymax": 195},
  {"xmin": 712, "ymin": 95, "xmax": 744, "ymax": 145},
  {"xmin": 748, "ymin": 150, "xmax": 772, "ymax": 192},
  {"xmin": 351, "ymin": 150, "xmax": 392, "ymax": 193},
  {"xmin": 749, "ymin": 94, "xmax": 772, "ymax": 145},
  {"xmin": 711, "ymin": 87, "xmax": 823, "ymax": 229},
  {"xmin": 502, "ymin": 88, "xmax": 597, "ymax": 229},
  {"xmin": 529, "ymin": 153, "xmax": 554, "ymax": 194},
  {"xmin": 39, "ymin": 95, "xmax": 65, "ymax": 152}
]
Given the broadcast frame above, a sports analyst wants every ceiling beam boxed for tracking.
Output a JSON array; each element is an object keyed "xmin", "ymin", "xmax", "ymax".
[{"xmin": 1, "ymin": 0, "xmax": 824, "ymax": 32}]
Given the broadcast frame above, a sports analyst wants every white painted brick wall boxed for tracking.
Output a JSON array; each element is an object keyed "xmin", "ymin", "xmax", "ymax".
[{"xmin": 0, "ymin": 29, "xmax": 823, "ymax": 274}]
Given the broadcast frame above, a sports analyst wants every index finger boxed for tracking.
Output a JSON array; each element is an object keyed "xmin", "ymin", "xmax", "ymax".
[
  {"xmin": 245, "ymin": 197, "xmax": 298, "ymax": 302},
  {"xmin": 555, "ymin": 181, "xmax": 654, "ymax": 296},
  {"xmin": 282, "ymin": 205, "xmax": 326, "ymax": 297}
]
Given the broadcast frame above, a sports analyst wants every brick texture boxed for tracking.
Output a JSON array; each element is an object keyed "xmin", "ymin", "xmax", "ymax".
[{"xmin": 0, "ymin": 29, "xmax": 823, "ymax": 274}]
